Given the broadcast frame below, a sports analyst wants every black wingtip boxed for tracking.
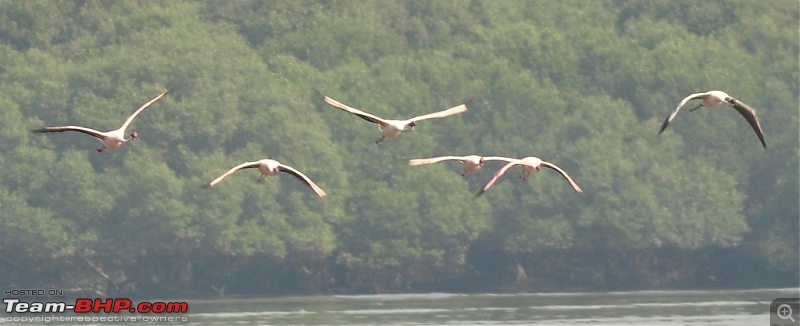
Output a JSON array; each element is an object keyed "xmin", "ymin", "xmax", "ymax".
[
  {"xmin": 463, "ymin": 96, "xmax": 476, "ymax": 107},
  {"xmin": 312, "ymin": 89, "xmax": 327, "ymax": 100},
  {"xmin": 657, "ymin": 120, "xmax": 669, "ymax": 135},
  {"xmin": 164, "ymin": 85, "xmax": 181, "ymax": 95}
]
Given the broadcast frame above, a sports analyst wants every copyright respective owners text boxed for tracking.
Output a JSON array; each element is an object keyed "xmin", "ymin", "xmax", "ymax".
[
  {"xmin": 772, "ymin": 298, "xmax": 800, "ymax": 326},
  {"xmin": 3, "ymin": 288, "xmax": 190, "ymax": 323}
]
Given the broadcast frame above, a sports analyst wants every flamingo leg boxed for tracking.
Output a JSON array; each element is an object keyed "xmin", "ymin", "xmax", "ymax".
[{"xmin": 375, "ymin": 135, "xmax": 386, "ymax": 144}]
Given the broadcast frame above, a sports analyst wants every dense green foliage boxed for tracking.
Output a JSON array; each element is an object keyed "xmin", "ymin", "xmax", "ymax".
[{"xmin": 0, "ymin": 0, "xmax": 796, "ymax": 295}]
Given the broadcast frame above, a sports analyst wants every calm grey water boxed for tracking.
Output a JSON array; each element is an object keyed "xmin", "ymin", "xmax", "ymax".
[{"xmin": 182, "ymin": 288, "xmax": 798, "ymax": 325}]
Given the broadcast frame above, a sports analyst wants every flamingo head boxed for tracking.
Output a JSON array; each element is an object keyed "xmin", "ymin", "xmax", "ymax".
[
  {"xmin": 406, "ymin": 121, "xmax": 417, "ymax": 131},
  {"xmin": 478, "ymin": 157, "xmax": 486, "ymax": 166},
  {"xmin": 129, "ymin": 131, "xmax": 138, "ymax": 140}
]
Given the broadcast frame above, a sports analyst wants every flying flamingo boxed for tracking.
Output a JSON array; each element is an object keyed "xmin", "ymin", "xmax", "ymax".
[
  {"xmin": 32, "ymin": 89, "xmax": 172, "ymax": 152},
  {"xmin": 323, "ymin": 95, "xmax": 468, "ymax": 143},
  {"xmin": 200, "ymin": 159, "xmax": 327, "ymax": 197},
  {"xmin": 476, "ymin": 157, "xmax": 583, "ymax": 196},
  {"xmin": 409, "ymin": 155, "xmax": 518, "ymax": 176},
  {"xmin": 658, "ymin": 90, "xmax": 766, "ymax": 149}
]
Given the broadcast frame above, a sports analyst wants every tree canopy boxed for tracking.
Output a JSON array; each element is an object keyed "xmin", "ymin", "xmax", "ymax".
[{"xmin": 0, "ymin": 0, "xmax": 797, "ymax": 295}]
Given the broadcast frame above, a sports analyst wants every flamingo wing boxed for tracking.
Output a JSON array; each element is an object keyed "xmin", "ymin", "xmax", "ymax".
[
  {"xmin": 201, "ymin": 161, "xmax": 261, "ymax": 189},
  {"xmin": 658, "ymin": 92, "xmax": 708, "ymax": 134},
  {"xmin": 407, "ymin": 104, "xmax": 468, "ymax": 123},
  {"xmin": 324, "ymin": 96, "xmax": 389, "ymax": 126},
  {"xmin": 729, "ymin": 99, "xmax": 767, "ymax": 149},
  {"xmin": 119, "ymin": 89, "xmax": 172, "ymax": 132},
  {"xmin": 540, "ymin": 161, "xmax": 583, "ymax": 193},
  {"xmin": 276, "ymin": 164, "xmax": 327, "ymax": 197},
  {"xmin": 31, "ymin": 126, "xmax": 106, "ymax": 140},
  {"xmin": 475, "ymin": 160, "xmax": 523, "ymax": 197},
  {"xmin": 482, "ymin": 156, "xmax": 519, "ymax": 163},
  {"xmin": 408, "ymin": 156, "xmax": 466, "ymax": 166}
]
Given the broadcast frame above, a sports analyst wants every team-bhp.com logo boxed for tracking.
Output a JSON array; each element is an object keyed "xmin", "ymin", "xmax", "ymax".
[{"xmin": 3, "ymin": 294, "xmax": 188, "ymax": 323}]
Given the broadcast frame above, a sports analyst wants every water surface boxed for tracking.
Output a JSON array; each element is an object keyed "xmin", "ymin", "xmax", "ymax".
[{"xmin": 184, "ymin": 288, "xmax": 798, "ymax": 325}]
